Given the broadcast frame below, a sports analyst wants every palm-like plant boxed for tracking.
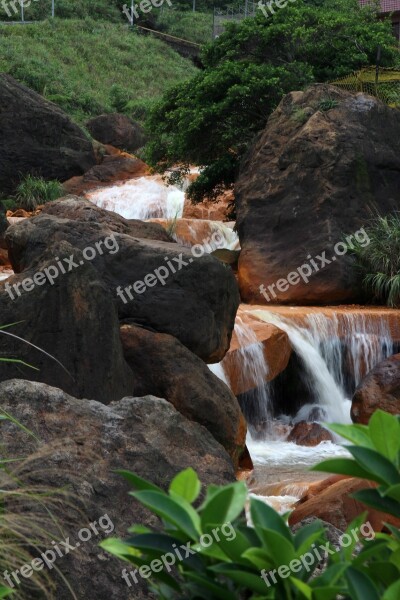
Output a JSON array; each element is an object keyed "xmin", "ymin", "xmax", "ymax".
[{"xmin": 351, "ymin": 213, "xmax": 400, "ymax": 307}]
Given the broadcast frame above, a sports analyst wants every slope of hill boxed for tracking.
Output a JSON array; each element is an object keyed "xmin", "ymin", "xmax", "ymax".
[{"xmin": 0, "ymin": 19, "xmax": 198, "ymax": 123}]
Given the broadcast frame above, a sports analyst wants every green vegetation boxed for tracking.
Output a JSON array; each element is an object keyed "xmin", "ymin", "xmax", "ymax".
[
  {"xmin": 350, "ymin": 213, "xmax": 400, "ymax": 307},
  {"xmin": 145, "ymin": 0, "xmax": 399, "ymax": 200},
  {"xmin": 16, "ymin": 175, "xmax": 64, "ymax": 211},
  {"xmin": 101, "ymin": 410, "xmax": 400, "ymax": 599},
  {"xmin": 0, "ymin": 19, "xmax": 198, "ymax": 123},
  {"xmin": 156, "ymin": 10, "xmax": 213, "ymax": 45}
]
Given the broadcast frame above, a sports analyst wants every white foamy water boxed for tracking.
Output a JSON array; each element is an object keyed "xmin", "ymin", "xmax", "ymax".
[
  {"xmin": 0, "ymin": 269, "xmax": 13, "ymax": 282},
  {"xmin": 88, "ymin": 176, "xmax": 185, "ymax": 220},
  {"xmin": 174, "ymin": 221, "xmax": 240, "ymax": 252}
]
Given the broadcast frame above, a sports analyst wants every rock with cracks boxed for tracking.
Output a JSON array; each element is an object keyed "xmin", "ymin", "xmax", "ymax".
[
  {"xmin": 0, "ymin": 379, "xmax": 235, "ymax": 600},
  {"xmin": 235, "ymin": 84, "xmax": 400, "ymax": 304}
]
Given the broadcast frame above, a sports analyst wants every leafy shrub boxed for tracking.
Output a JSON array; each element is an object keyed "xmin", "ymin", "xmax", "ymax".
[
  {"xmin": 101, "ymin": 410, "xmax": 400, "ymax": 599},
  {"xmin": 350, "ymin": 213, "xmax": 400, "ymax": 307},
  {"xmin": 16, "ymin": 175, "xmax": 64, "ymax": 211}
]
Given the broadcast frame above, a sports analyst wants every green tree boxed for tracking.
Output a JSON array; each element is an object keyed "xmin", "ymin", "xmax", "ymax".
[{"xmin": 145, "ymin": 0, "xmax": 399, "ymax": 201}]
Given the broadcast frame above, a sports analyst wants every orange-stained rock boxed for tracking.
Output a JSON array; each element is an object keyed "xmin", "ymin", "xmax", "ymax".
[
  {"xmin": 63, "ymin": 147, "xmax": 150, "ymax": 195},
  {"xmin": 352, "ymin": 353, "xmax": 400, "ymax": 424},
  {"xmin": 183, "ymin": 189, "xmax": 233, "ymax": 221},
  {"xmin": 287, "ymin": 421, "xmax": 333, "ymax": 446},
  {"xmin": 0, "ymin": 249, "xmax": 10, "ymax": 267},
  {"xmin": 149, "ymin": 218, "xmax": 240, "ymax": 251},
  {"xmin": 222, "ymin": 308, "xmax": 291, "ymax": 395},
  {"xmin": 289, "ymin": 477, "xmax": 400, "ymax": 532}
]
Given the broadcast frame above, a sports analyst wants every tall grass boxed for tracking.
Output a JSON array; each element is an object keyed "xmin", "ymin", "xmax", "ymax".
[
  {"xmin": 16, "ymin": 176, "xmax": 64, "ymax": 212},
  {"xmin": 0, "ymin": 19, "xmax": 198, "ymax": 124},
  {"xmin": 351, "ymin": 213, "xmax": 400, "ymax": 307}
]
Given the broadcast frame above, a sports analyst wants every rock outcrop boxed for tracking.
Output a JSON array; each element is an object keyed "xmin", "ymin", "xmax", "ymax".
[
  {"xmin": 0, "ymin": 379, "xmax": 235, "ymax": 600},
  {"xmin": 5, "ymin": 198, "xmax": 240, "ymax": 362},
  {"xmin": 287, "ymin": 421, "xmax": 333, "ymax": 446},
  {"xmin": 0, "ymin": 242, "xmax": 134, "ymax": 403},
  {"xmin": 351, "ymin": 353, "xmax": 400, "ymax": 424},
  {"xmin": 236, "ymin": 84, "xmax": 400, "ymax": 304},
  {"xmin": 120, "ymin": 324, "xmax": 246, "ymax": 461},
  {"xmin": 86, "ymin": 113, "xmax": 146, "ymax": 152},
  {"xmin": 289, "ymin": 476, "xmax": 400, "ymax": 532},
  {"xmin": 0, "ymin": 75, "xmax": 96, "ymax": 193}
]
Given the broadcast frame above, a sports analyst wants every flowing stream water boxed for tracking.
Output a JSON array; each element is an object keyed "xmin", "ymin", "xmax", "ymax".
[
  {"xmin": 88, "ymin": 175, "xmax": 186, "ymax": 220},
  {"xmin": 211, "ymin": 310, "xmax": 394, "ymax": 511}
]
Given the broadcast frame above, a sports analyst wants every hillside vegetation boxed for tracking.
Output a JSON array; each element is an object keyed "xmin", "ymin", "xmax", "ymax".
[{"xmin": 0, "ymin": 19, "xmax": 198, "ymax": 123}]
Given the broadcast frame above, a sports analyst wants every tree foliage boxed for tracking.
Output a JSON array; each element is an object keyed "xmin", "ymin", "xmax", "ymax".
[{"xmin": 145, "ymin": 0, "xmax": 399, "ymax": 201}]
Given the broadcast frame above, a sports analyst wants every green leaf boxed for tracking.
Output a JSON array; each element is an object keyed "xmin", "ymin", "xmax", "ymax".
[
  {"xmin": 132, "ymin": 490, "xmax": 200, "ymax": 540},
  {"xmin": 311, "ymin": 458, "xmax": 377, "ymax": 481},
  {"xmin": 347, "ymin": 447, "xmax": 400, "ymax": 485},
  {"xmin": 352, "ymin": 488, "xmax": 400, "ymax": 519},
  {"xmin": 294, "ymin": 519, "xmax": 325, "ymax": 555},
  {"xmin": 383, "ymin": 579, "xmax": 400, "ymax": 600},
  {"xmin": 368, "ymin": 410, "xmax": 400, "ymax": 461},
  {"xmin": 116, "ymin": 470, "xmax": 162, "ymax": 493},
  {"xmin": 183, "ymin": 572, "xmax": 235, "ymax": 600},
  {"xmin": 327, "ymin": 423, "xmax": 373, "ymax": 448},
  {"xmin": 204, "ymin": 524, "xmax": 251, "ymax": 563},
  {"xmin": 211, "ymin": 564, "xmax": 269, "ymax": 595},
  {"xmin": 290, "ymin": 578, "xmax": 313, "ymax": 599},
  {"xmin": 200, "ymin": 481, "xmax": 246, "ymax": 529},
  {"xmin": 242, "ymin": 547, "xmax": 274, "ymax": 570},
  {"xmin": 384, "ymin": 483, "xmax": 400, "ymax": 502},
  {"xmin": 100, "ymin": 538, "xmax": 141, "ymax": 560},
  {"xmin": 169, "ymin": 468, "xmax": 201, "ymax": 504},
  {"xmin": 250, "ymin": 498, "xmax": 293, "ymax": 543},
  {"xmin": 345, "ymin": 566, "xmax": 380, "ymax": 600}
]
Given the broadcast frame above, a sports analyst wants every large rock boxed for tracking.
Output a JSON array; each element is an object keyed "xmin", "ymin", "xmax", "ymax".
[
  {"xmin": 0, "ymin": 242, "xmax": 133, "ymax": 403},
  {"xmin": 5, "ymin": 200, "xmax": 239, "ymax": 362},
  {"xmin": 63, "ymin": 147, "xmax": 150, "ymax": 195},
  {"xmin": 120, "ymin": 324, "xmax": 246, "ymax": 462},
  {"xmin": 221, "ymin": 309, "xmax": 291, "ymax": 396},
  {"xmin": 351, "ymin": 353, "xmax": 400, "ymax": 424},
  {"xmin": 0, "ymin": 379, "xmax": 235, "ymax": 600},
  {"xmin": 289, "ymin": 476, "xmax": 400, "ymax": 532},
  {"xmin": 0, "ymin": 75, "xmax": 96, "ymax": 193},
  {"xmin": 86, "ymin": 113, "xmax": 146, "ymax": 152},
  {"xmin": 42, "ymin": 196, "xmax": 172, "ymax": 242},
  {"xmin": 236, "ymin": 84, "xmax": 400, "ymax": 304}
]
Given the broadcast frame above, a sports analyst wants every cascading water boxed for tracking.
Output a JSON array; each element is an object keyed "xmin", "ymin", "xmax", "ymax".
[
  {"xmin": 228, "ymin": 317, "xmax": 271, "ymax": 438},
  {"xmin": 210, "ymin": 309, "xmax": 393, "ymax": 511},
  {"xmin": 88, "ymin": 176, "xmax": 185, "ymax": 220}
]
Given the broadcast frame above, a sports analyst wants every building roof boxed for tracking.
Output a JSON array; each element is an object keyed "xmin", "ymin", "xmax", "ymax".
[{"xmin": 359, "ymin": 0, "xmax": 400, "ymax": 13}]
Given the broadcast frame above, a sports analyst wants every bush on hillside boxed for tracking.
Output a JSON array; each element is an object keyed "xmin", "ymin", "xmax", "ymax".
[
  {"xmin": 101, "ymin": 409, "xmax": 400, "ymax": 598},
  {"xmin": 145, "ymin": 0, "xmax": 399, "ymax": 201},
  {"xmin": 350, "ymin": 213, "xmax": 400, "ymax": 307}
]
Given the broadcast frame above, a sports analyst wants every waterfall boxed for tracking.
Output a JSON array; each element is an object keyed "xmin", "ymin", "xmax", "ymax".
[
  {"xmin": 209, "ymin": 317, "xmax": 272, "ymax": 439},
  {"xmin": 87, "ymin": 176, "xmax": 185, "ymax": 220},
  {"xmin": 252, "ymin": 310, "xmax": 393, "ymax": 425}
]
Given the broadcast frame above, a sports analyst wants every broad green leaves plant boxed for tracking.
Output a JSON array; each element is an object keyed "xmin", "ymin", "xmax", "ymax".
[{"xmin": 101, "ymin": 415, "xmax": 400, "ymax": 599}]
